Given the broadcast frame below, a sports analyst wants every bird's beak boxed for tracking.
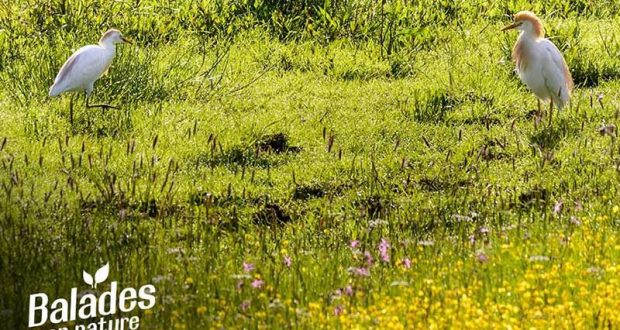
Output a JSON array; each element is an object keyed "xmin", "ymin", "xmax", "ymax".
[
  {"xmin": 121, "ymin": 36, "xmax": 133, "ymax": 44},
  {"xmin": 501, "ymin": 21, "xmax": 522, "ymax": 31}
]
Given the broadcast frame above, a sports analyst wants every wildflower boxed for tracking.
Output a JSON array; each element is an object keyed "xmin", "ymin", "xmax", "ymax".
[
  {"xmin": 334, "ymin": 305, "xmax": 344, "ymax": 316},
  {"xmin": 351, "ymin": 267, "xmax": 370, "ymax": 277},
  {"xmin": 469, "ymin": 234, "xmax": 476, "ymax": 245},
  {"xmin": 283, "ymin": 255, "xmax": 292, "ymax": 267},
  {"xmin": 364, "ymin": 251, "xmax": 374, "ymax": 266},
  {"xmin": 350, "ymin": 240, "xmax": 359, "ymax": 249},
  {"xmin": 243, "ymin": 262, "xmax": 255, "ymax": 273},
  {"xmin": 236, "ymin": 280, "xmax": 244, "ymax": 290},
  {"xmin": 402, "ymin": 258, "xmax": 411, "ymax": 269},
  {"xmin": 476, "ymin": 251, "xmax": 489, "ymax": 263},
  {"xmin": 344, "ymin": 285, "xmax": 354, "ymax": 296},
  {"xmin": 251, "ymin": 279, "xmax": 264, "ymax": 289},
  {"xmin": 553, "ymin": 200, "xmax": 563, "ymax": 215},
  {"xmin": 379, "ymin": 238, "xmax": 390, "ymax": 263},
  {"xmin": 240, "ymin": 300, "xmax": 251, "ymax": 311}
]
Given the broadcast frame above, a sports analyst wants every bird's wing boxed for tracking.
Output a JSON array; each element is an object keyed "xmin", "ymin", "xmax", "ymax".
[
  {"xmin": 53, "ymin": 51, "xmax": 82, "ymax": 86},
  {"xmin": 52, "ymin": 45, "xmax": 103, "ymax": 88},
  {"xmin": 539, "ymin": 39, "xmax": 573, "ymax": 107},
  {"xmin": 541, "ymin": 39, "xmax": 573, "ymax": 90}
]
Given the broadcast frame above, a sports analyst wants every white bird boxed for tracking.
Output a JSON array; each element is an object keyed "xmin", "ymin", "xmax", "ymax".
[
  {"xmin": 49, "ymin": 29, "xmax": 131, "ymax": 124},
  {"xmin": 502, "ymin": 11, "xmax": 573, "ymax": 125}
]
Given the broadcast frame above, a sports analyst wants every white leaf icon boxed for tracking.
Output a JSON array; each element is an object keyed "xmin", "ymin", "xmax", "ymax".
[
  {"xmin": 83, "ymin": 271, "xmax": 94, "ymax": 288},
  {"xmin": 93, "ymin": 263, "xmax": 110, "ymax": 288}
]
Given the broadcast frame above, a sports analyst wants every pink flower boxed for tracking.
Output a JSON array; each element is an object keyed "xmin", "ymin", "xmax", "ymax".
[
  {"xmin": 283, "ymin": 255, "xmax": 292, "ymax": 267},
  {"xmin": 240, "ymin": 300, "xmax": 251, "ymax": 311},
  {"xmin": 350, "ymin": 240, "xmax": 359, "ymax": 248},
  {"xmin": 243, "ymin": 262, "xmax": 254, "ymax": 273},
  {"xmin": 364, "ymin": 251, "xmax": 374, "ymax": 266},
  {"xmin": 402, "ymin": 258, "xmax": 411, "ymax": 269},
  {"xmin": 334, "ymin": 305, "xmax": 344, "ymax": 316},
  {"xmin": 344, "ymin": 285, "xmax": 354, "ymax": 296},
  {"xmin": 251, "ymin": 279, "xmax": 264, "ymax": 289},
  {"xmin": 379, "ymin": 238, "xmax": 390, "ymax": 262},
  {"xmin": 352, "ymin": 267, "xmax": 370, "ymax": 277},
  {"xmin": 476, "ymin": 252, "xmax": 489, "ymax": 263},
  {"xmin": 236, "ymin": 280, "xmax": 244, "ymax": 290}
]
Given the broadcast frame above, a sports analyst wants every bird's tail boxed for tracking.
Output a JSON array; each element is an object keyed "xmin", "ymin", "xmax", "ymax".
[
  {"xmin": 49, "ymin": 84, "xmax": 61, "ymax": 97},
  {"xmin": 555, "ymin": 86, "xmax": 571, "ymax": 111}
]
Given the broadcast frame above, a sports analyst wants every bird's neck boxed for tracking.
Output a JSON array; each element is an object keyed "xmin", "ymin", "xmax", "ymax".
[
  {"xmin": 518, "ymin": 31, "xmax": 541, "ymax": 42},
  {"xmin": 99, "ymin": 40, "xmax": 117, "ymax": 51},
  {"xmin": 513, "ymin": 33, "xmax": 536, "ymax": 72}
]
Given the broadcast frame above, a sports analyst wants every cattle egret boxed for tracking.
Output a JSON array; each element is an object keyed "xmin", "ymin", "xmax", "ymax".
[
  {"xmin": 49, "ymin": 29, "xmax": 132, "ymax": 124},
  {"xmin": 502, "ymin": 11, "xmax": 573, "ymax": 125}
]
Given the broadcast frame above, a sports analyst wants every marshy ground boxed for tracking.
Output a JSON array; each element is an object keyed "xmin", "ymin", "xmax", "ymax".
[{"xmin": 3, "ymin": 1, "xmax": 620, "ymax": 328}]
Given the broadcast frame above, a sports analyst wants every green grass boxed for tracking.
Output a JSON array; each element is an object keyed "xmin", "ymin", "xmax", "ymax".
[{"xmin": 4, "ymin": 1, "xmax": 620, "ymax": 329}]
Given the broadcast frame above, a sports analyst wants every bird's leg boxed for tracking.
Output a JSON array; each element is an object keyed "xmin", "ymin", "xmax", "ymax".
[
  {"xmin": 534, "ymin": 99, "xmax": 541, "ymax": 128},
  {"xmin": 69, "ymin": 94, "xmax": 74, "ymax": 126},
  {"xmin": 548, "ymin": 99, "xmax": 554, "ymax": 126},
  {"xmin": 86, "ymin": 95, "xmax": 119, "ymax": 110}
]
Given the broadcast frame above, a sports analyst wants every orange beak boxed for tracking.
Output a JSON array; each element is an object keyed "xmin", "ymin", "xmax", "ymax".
[
  {"xmin": 502, "ymin": 21, "xmax": 522, "ymax": 31},
  {"xmin": 121, "ymin": 36, "xmax": 133, "ymax": 44}
]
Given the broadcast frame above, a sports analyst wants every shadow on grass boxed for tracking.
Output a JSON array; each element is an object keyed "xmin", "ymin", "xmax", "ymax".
[
  {"xmin": 196, "ymin": 133, "xmax": 302, "ymax": 170},
  {"xmin": 529, "ymin": 117, "xmax": 579, "ymax": 150}
]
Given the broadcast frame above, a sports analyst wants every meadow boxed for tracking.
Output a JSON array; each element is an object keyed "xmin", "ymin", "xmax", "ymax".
[{"xmin": 3, "ymin": 1, "xmax": 620, "ymax": 329}]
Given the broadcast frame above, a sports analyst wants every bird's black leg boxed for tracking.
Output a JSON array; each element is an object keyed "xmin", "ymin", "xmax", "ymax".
[
  {"xmin": 86, "ymin": 95, "xmax": 119, "ymax": 110},
  {"xmin": 69, "ymin": 94, "xmax": 74, "ymax": 126},
  {"xmin": 548, "ymin": 99, "xmax": 553, "ymax": 126}
]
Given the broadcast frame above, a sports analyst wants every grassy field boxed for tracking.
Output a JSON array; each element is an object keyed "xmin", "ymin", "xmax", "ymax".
[{"xmin": 3, "ymin": 1, "xmax": 620, "ymax": 329}]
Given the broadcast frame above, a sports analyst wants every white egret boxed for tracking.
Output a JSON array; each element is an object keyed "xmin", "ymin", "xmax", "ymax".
[
  {"xmin": 502, "ymin": 11, "xmax": 573, "ymax": 125},
  {"xmin": 49, "ymin": 29, "xmax": 132, "ymax": 124}
]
